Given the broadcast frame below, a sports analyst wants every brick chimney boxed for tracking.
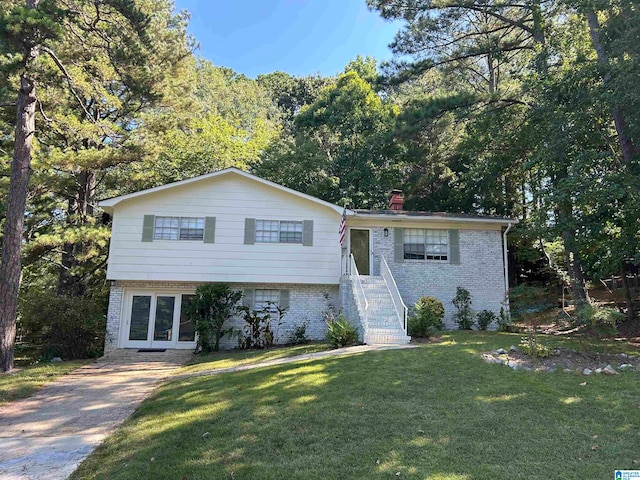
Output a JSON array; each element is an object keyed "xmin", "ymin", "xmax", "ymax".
[{"xmin": 389, "ymin": 189, "xmax": 404, "ymax": 211}]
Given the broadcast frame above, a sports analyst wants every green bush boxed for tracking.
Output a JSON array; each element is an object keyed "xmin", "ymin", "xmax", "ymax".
[
  {"xmin": 476, "ymin": 310, "xmax": 497, "ymax": 330},
  {"xmin": 497, "ymin": 306, "xmax": 512, "ymax": 332},
  {"xmin": 187, "ymin": 283, "xmax": 243, "ymax": 352},
  {"xmin": 509, "ymin": 285, "xmax": 556, "ymax": 318},
  {"xmin": 20, "ymin": 291, "xmax": 106, "ymax": 359},
  {"xmin": 237, "ymin": 302, "xmax": 286, "ymax": 349},
  {"xmin": 408, "ymin": 296, "xmax": 444, "ymax": 338},
  {"xmin": 518, "ymin": 335, "xmax": 550, "ymax": 358},
  {"xmin": 325, "ymin": 314, "xmax": 359, "ymax": 348},
  {"xmin": 287, "ymin": 320, "xmax": 309, "ymax": 345},
  {"xmin": 452, "ymin": 287, "xmax": 474, "ymax": 330},
  {"xmin": 575, "ymin": 305, "xmax": 622, "ymax": 338}
]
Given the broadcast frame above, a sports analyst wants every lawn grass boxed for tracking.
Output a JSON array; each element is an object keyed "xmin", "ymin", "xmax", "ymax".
[
  {"xmin": 0, "ymin": 360, "xmax": 90, "ymax": 406},
  {"xmin": 180, "ymin": 342, "xmax": 331, "ymax": 374},
  {"xmin": 72, "ymin": 332, "xmax": 640, "ymax": 480}
]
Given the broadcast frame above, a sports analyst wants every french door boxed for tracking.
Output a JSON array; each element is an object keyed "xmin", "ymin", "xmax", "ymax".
[{"xmin": 124, "ymin": 292, "xmax": 195, "ymax": 349}]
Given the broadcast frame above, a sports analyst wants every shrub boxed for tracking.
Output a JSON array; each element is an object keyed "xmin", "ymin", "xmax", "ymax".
[
  {"xmin": 287, "ymin": 320, "xmax": 309, "ymax": 345},
  {"xmin": 518, "ymin": 336, "xmax": 550, "ymax": 358},
  {"xmin": 20, "ymin": 291, "xmax": 106, "ymax": 359},
  {"xmin": 476, "ymin": 310, "xmax": 497, "ymax": 330},
  {"xmin": 187, "ymin": 283, "xmax": 243, "ymax": 352},
  {"xmin": 509, "ymin": 285, "xmax": 556, "ymax": 319},
  {"xmin": 575, "ymin": 305, "xmax": 622, "ymax": 338},
  {"xmin": 325, "ymin": 314, "xmax": 359, "ymax": 348},
  {"xmin": 497, "ymin": 306, "xmax": 512, "ymax": 332},
  {"xmin": 238, "ymin": 302, "xmax": 287, "ymax": 349},
  {"xmin": 408, "ymin": 296, "xmax": 444, "ymax": 338},
  {"xmin": 452, "ymin": 287, "xmax": 474, "ymax": 330}
]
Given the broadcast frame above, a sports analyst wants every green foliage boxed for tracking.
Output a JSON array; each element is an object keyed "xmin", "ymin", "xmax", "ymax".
[
  {"xmin": 452, "ymin": 287, "xmax": 474, "ymax": 330},
  {"xmin": 509, "ymin": 285, "xmax": 557, "ymax": 318},
  {"xmin": 408, "ymin": 296, "xmax": 444, "ymax": 338},
  {"xmin": 497, "ymin": 306, "xmax": 512, "ymax": 332},
  {"xmin": 575, "ymin": 305, "xmax": 622, "ymax": 338},
  {"xmin": 188, "ymin": 284, "xmax": 242, "ymax": 353},
  {"xmin": 19, "ymin": 291, "xmax": 106, "ymax": 360},
  {"xmin": 238, "ymin": 303, "xmax": 286, "ymax": 350},
  {"xmin": 286, "ymin": 320, "xmax": 309, "ymax": 345},
  {"xmin": 518, "ymin": 336, "xmax": 550, "ymax": 358},
  {"xmin": 476, "ymin": 310, "xmax": 497, "ymax": 331},
  {"xmin": 325, "ymin": 314, "xmax": 359, "ymax": 348}
]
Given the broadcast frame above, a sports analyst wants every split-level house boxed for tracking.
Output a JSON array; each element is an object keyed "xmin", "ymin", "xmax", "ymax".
[{"xmin": 99, "ymin": 168, "xmax": 516, "ymax": 352}]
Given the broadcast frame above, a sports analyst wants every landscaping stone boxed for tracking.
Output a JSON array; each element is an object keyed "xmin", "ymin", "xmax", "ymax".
[
  {"xmin": 494, "ymin": 348, "xmax": 508, "ymax": 355},
  {"xmin": 603, "ymin": 365, "xmax": 618, "ymax": 375},
  {"xmin": 595, "ymin": 368, "xmax": 603, "ymax": 374},
  {"xmin": 582, "ymin": 368, "xmax": 592, "ymax": 376},
  {"xmin": 619, "ymin": 364, "xmax": 634, "ymax": 370},
  {"xmin": 50, "ymin": 357, "xmax": 62, "ymax": 363},
  {"xmin": 510, "ymin": 345, "xmax": 518, "ymax": 352}
]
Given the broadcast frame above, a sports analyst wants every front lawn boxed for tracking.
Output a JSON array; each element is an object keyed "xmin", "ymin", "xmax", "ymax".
[
  {"xmin": 0, "ymin": 360, "xmax": 90, "ymax": 405},
  {"xmin": 72, "ymin": 332, "xmax": 640, "ymax": 479},
  {"xmin": 180, "ymin": 342, "xmax": 331, "ymax": 374}
]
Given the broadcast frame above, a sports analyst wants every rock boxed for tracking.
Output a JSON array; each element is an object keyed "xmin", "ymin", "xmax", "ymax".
[
  {"xmin": 50, "ymin": 357, "xmax": 62, "ymax": 363},
  {"xmin": 510, "ymin": 345, "xmax": 518, "ymax": 352},
  {"xmin": 482, "ymin": 354, "xmax": 503, "ymax": 365},
  {"xmin": 603, "ymin": 365, "xmax": 618, "ymax": 375},
  {"xmin": 620, "ymin": 353, "xmax": 628, "ymax": 359},
  {"xmin": 595, "ymin": 368, "xmax": 603, "ymax": 374},
  {"xmin": 564, "ymin": 368, "xmax": 573, "ymax": 374},
  {"xmin": 619, "ymin": 364, "xmax": 634, "ymax": 370},
  {"xmin": 202, "ymin": 432, "xmax": 211, "ymax": 438},
  {"xmin": 579, "ymin": 382, "xmax": 587, "ymax": 386},
  {"xmin": 582, "ymin": 368, "xmax": 592, "ymax": 376},
  {"xmin": 495, "ymin": 348, "xmax": 508, "ymax": 355}
]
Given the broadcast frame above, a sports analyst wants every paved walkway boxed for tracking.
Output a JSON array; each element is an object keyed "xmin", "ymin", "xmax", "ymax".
[
  {"xmin": 175, "ymin": 343, "xmax": 416, "ymax": 380},
  {"xmin": 0, "ymin": 350, "xmax": 192, "ymax": 480}
]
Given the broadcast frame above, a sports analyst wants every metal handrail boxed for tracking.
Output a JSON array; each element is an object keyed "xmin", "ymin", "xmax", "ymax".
[
  {"xmin": 349, "ymin": 253, "xmax": 368, "ymax": 329},
  {"xmin": 380, "ymin": 255, "xmax": 408, "ymax": 334}
]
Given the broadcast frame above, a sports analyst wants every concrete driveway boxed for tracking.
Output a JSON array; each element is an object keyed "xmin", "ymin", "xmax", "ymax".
[{"xmin": 0, "ymin": 350, "xmax": 192, "ymax": 480}]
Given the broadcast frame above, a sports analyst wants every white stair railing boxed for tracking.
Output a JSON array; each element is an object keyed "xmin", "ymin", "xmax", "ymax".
[
  {"xmin": 380, "ymin": 255, "xmax": 408, "ymax": 334},
  {"xmin": 349, "ymin": 253, "xmax": 368, "ymax": 330}
]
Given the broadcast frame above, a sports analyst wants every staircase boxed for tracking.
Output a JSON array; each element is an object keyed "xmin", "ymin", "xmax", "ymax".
[{"xmin": 360, "ymin": 276, "xmax": 411, "ymax": 345}]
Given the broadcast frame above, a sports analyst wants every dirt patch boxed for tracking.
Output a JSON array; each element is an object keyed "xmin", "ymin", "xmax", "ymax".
[{"xmin": 481, "ymin": 347, "xmax": 639, "ymax": 374}]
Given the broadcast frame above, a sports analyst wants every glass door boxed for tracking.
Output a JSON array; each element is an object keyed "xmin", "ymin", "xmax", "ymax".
[
  {"xmin": 126, "ymin": 294, "xmax": 153, "ymax": 348},
  {"xmin": 350, "ymin": 229, "xmax": 371, "ymax": 275},
  {"xmin": 150, "ymin": 295, "xmax": 178, "ymax": 348}
]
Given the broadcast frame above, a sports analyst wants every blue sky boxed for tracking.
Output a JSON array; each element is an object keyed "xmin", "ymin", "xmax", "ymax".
[{"xmin": 173, "ymin": 0, "xmax": 404, "ymax": 78}]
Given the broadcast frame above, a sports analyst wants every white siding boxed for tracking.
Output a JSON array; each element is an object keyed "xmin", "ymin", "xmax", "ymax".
[{"xmin": 106, "ymin": 175, "xmax": 342, "ymax": 284}]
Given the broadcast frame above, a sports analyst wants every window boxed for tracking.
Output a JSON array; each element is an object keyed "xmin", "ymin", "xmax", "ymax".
[
  {"xmin": 254, "ymin": 289, "xmax": 280, "ymax": 311},
  {"xmin": 154, "ymin": 217, "xmax": 204, "ymax": 241},
  {"xmin": 255, "ymin": 220, "xmax": 303, "ymax": 244},
  {"xmin": 403, "ymin": 229, "xmax": 448, "ymax": 261}
]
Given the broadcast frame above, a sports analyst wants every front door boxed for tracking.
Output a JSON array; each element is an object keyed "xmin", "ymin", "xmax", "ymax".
[
  {"xmin": 350, "ymin": 229, "xmax": 370, "ymax": 275},
  {"xmin": 124, "ymin": 292, "xmax": 196, "ymax": 349}
]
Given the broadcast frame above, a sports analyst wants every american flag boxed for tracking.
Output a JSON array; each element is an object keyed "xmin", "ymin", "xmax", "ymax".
[{"xmin": 339, "ymin": 207, "xmax": 346, "ymax": 246}]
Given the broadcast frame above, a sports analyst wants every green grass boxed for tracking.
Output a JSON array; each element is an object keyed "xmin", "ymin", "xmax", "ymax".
[
  {"xmin": 72, "ymin": 332, "xmax": 640, "ymax": 480},
  {"xmin": 0, "ymin": 360, "xmax": 90, "ymax": 405},
  {"xmin": 180, "ymin": 342, "xmax": 331, "ymax": 374}
]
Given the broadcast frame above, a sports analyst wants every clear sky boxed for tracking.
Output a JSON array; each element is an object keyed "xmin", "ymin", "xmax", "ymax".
[{"xmin": 173, "ymin": 0, "xmax": 404, "ymax": 78}]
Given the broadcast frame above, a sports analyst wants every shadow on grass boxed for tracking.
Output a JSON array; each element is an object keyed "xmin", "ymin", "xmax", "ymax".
[{"xmin": 71, "ymin": 333, "xmax": 640, "ymax": 480}]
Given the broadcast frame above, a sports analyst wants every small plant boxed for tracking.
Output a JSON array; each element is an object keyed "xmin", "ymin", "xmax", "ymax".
[
  {"xmin": 575, "ymin": 304, "xmax": 622, "ymax": 338},
  {"xmin": 188, "ymin": 283, "xmax": 243, "ymax": 352},
  {"xmin": 287, "ymin": 320, "xmax": 309, "ymax": 345},
  {"xmin": 452, "ymin": 287, "xmax": 474, "ymax": 330},
  {"xmin": 408, "ymin": 296, "xmax": 444, "ymax": 338},
  {"xmin": 325, "ymin": 313, "xmax": 359, "ymax": 348},
  {"xmin": 518, "ymin": 336, "xmax": 550, "ymax": 358},
  {"xmin": 476, "ymin": 310, "xmax": 497, "ymax": 330},
  {"xmin": 238, "ymin": 302, "xmax": 286, "ymax": 349},
  {"xmin": 497, "ymin": 306, "xmax": 512, "ymax": 332}
]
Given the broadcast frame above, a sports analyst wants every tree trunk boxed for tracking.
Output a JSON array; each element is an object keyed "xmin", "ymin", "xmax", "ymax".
[
  {"xmin": 620, "ymin": 263, "xmax": 636, "ymax": 322},
  {"xmin": 586, "ymin": 11, "xmax": 640, "ymax": 165},
  {"xmin": 0, "ymin": 6, "xmax": 40, "ymax": 371},
  {"xmin": 556, "ymin": 201, "xmax": 590, "ymax": 306},
  {"xmin": 58, "ymin": 170, "xmax": 96, "ymax": 296}
]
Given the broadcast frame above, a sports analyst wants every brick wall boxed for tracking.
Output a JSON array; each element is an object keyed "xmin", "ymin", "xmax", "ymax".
[
  {"xmin": 371, "ymin": 227, "xmax": 506, "ymax": 329},
  {"xmin": 106, "ymin": 280, "xmax": 338, "ymax": 350}
]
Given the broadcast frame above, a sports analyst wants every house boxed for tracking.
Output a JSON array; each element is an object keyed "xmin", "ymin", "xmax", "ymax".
[{"xmin": 99, "ymin": 168, "xmax": 516, "ymax": 352}]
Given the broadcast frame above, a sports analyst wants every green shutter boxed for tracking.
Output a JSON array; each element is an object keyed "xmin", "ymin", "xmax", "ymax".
[
  {"xmin": 303, "ymin": 220, "xmax": 313, "ymax": 246},
  {"xmin": 279, "ymin": 290, "xmax": 290, "ymax": 310},
  {"xmin": 449, "ymin": 229, "xmax": 460, "ymax": 264},
  {"xmin": 244, "ymin": 218, "xmax": 256, "ymax": 245},
  {"xmin": 142, "ymin": 215, "xmax": 155, "ymax": 242},
  {"xmin": 204, "ymin": 217, "xmax": 216, "ymax": 243},
  {"xmin": 243, "ymin": 289, "xmax": 254, "ymax": 309},
  {"xmin": 394, "ymin": 227, "xmax": 404, "ymax": 263}
]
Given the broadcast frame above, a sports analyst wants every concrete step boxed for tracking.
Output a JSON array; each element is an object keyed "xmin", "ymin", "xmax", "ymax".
[{"xmin": 364, "ymin": 333, "xmax": 411, "ymax": 345}]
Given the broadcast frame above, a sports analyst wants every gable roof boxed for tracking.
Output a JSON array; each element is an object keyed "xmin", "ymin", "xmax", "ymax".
[{"xmin": 98, "ymin": 168, "xmax": 349, "ymax": 215}]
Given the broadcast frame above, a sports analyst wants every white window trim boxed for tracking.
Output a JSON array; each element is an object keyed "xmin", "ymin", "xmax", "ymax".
[
  {"xmin": 403, "ymin": 228, "xmax": 450, "ymax": 262},
  {"xmin": 153, "ymin": 216, "xmax": 205, "ymax": 241}
]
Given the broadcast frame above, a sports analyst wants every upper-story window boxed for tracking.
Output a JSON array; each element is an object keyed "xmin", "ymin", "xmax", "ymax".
[
  {"xmin": 404, "ymin": 228, "xmax": 448, "ymax": 261},
  {"xmin": 154, "ymin": 216, "xmax": 205, "ymax": 241},
  {"xmin": 255, "ymin": 220, "xmax": 303, "ymax": 244}
]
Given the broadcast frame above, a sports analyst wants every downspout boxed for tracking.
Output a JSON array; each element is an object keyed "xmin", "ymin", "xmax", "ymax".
[{"xmin": 503, "ymin": 223, "xmax": 513, "ymax": 314}]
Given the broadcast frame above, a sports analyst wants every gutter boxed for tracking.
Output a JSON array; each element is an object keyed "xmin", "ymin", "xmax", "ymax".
[{"xmin": 503, "ymin": 222, "xmax": 513, "ymax": 314}]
